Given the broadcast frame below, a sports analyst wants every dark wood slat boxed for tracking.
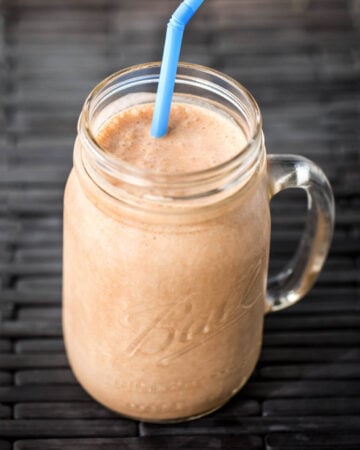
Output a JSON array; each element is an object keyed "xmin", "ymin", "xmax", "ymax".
[
  {"xmin": 0, "ymin": 262, "xmax": 62, "ymax": 276},
  {"xmin": 15, "ymin": 339, "xmax": 64, "ymax": 353},
  {"xmin": 17, "ymin": 307, "xmax": 61, "ymax": 320},
  {"xmin": 270, "ymin": 295, "xmax": 360, "ymax": 314},
  {"xmin": 0, "ymin": 372, "xmax": 12, "ymax": 386},
  {"xmin": 15, "ymin": 369, "xmax": 75, "ymax": 385},
  {"xmin": 0, "ymin": 404, "xmax": 12, "ymax": 419},
  {"xmin": 270, "ymin": 209, "xmax": 360, "ymax": 227},
  {"xmin": 4, "ymin": 188, "xmax": 63, "ymax": 213},
  {"xmin": 269, "ymin": 270, "xmax": 360, "ymax": 285},
  {"xmin": 0, "ymin": 232, "xmax": 61, "ymax": 246},
  {"xmin": 0, "ymin": 419, "xmax": 137, "ymax": 438},
  {"xmin": 15, "ymin": 402, "xmax": 117, "ymax": 419},
  {"xmin": 259, "ymin": 347, "xmax": 360, "ymax": 363},
  {"xmin": 0, "ymin": 290, "xmax": 61, "ymax": 305},
  {"xmin": 140, "ymin": 417, "xmax": 360, "ymax": 436},
  {"xmin": 241, "ymin": 380, "xmax": 360, "ymax": 398},
  {"xmin": 215, "ymin": 28, "xmax": 314, "ymax": 53},
  {"xmin": 0, "ymin": 304, "xmax": 15, "ymax": 321},
  {"xmin": 10, "ymin": 7, "xmax": 110, "ymax": 26},
  {"xmin": 12, "ymin": 398, "xmax": 260, "ymax": 419},
  {"xmin": 14, "ymin": 65, "xmax": 107, "ymax": 83},
  {"xmin": 260, "ymin": 363, "xmax": 360, "ymax": 379},
  {"xmin": 0, "ymin": 321, "xmax": 62, "ymax": 337},
  {"xmin": 14, "ymin": 435, "xmax": 263, "ymax": 450},
  {"xmin": 0, "ymin": 354, "xmax": 68, "ymax": 369},
  {"xmin": 14, "ymin": 138, "xmax": 73, "ymax": 160},
  {"xmin": 15, "ymin": 279, "xmax": 62, "ymax": 292},
  {"xmin": 207, "ymin": 398, "xmax": 260, "ymax": 418},
  {"xmin": 269, "ymin": 257, "xmax": 355, "ymax": 274},
  {"xmin": 266, "ymin": 432, "xmax": 360, "ymax": 449},
  {"xmin": 0, "ymin": 216, "xmax": 61, "ymax": 232},
  {"xmin": 12, "ymin": 398, "xmax": 259, "ymax": 420},
  {"xmin": 15, "ymin": 248, "xmax": 62, "ymax": 262},
  {"xmin": 264, "ymin": 314, "xmax": 360, "ymax": 331},
  {"xmin": 7, "ymin": 0, "xmax": 111, "ymax": 9},
  {"xmin": 8, "ymin": 0, "xmax": 133, "ymax": 8},
  {"xmin": 268, "ymin": 443, "xmax": 349, "ymax": 449},
  {"xmin": 0, "ymin": 167, "xmax": 68, "ymax": 186},
  {"xmin": 0, "ymin": 340, "xmax": 11, "ymax": 352},
  {"xmin": 263, "ymin": 331, "xmax": 360, "ymax": 346},
  {"xmin": 0, "ymin": 217, "xmax": 61, "ymax": 234},
  {"xmin": 0, "ymin": 386, "xmax": 90, "ymax": 402},
  {"xmin": 13, "ymin": 398, "xmax": 260, "ymax": 421},
  {"xmin": 263, "ymin": 398, "xmax": 360, "ymax": 416},
  {"xmin": 0, "ymin": 441, "xmax": 11, "ymax": 450}
]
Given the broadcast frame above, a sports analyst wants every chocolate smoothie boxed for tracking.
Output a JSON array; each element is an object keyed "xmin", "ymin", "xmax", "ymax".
[
  {"xmin": 63, "ymin": 99, "xmax": 270, "ymax": 421},
  {"xmin": 96, "ymin": 102, "xmax": 247, "ymax": 173}
]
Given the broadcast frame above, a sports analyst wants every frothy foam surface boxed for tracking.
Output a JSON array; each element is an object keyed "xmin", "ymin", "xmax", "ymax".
[
  {"xmin": 64, "ymin": 98, "xmax": 269, "ymax": 421},
  {"xmin": 96, "ymin": 102, "xmax": 248, "ymax": 174}
]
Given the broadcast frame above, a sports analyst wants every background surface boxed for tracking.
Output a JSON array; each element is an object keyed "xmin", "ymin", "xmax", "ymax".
[{"xmin": 0, "ymin": 0, "xmax": 359, "ymax": 449}]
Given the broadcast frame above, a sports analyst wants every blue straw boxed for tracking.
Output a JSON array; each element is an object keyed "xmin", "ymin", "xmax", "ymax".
[{"xmin": 151, "ymin": 0, "xmax": 205, "ymax": 138}]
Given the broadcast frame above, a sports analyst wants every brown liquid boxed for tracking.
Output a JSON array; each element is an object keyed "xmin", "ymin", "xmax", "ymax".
[
  {"xmin": 96, "ymin": 102, "xmax": 247, "ymax": 173},
  {"xmin": 63, "ymin": 101, "xmax": 270, "ymax": 421}
]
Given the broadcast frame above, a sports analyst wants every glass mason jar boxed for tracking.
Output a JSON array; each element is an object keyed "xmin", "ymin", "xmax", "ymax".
[{"xmin": 63, "ymin": 62, "xmax": 335, "ymax": 422}]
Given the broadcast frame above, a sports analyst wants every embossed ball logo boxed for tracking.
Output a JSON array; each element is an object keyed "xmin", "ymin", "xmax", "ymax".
[{"xmin": 122, "ymin": 259, "xmax": 264, "ymax": 366}]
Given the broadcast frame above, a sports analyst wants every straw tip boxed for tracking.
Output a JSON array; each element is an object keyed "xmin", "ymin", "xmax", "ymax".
[{"xmin": 151, "ymin": 123, "xmax": 167, "ymax": 139}]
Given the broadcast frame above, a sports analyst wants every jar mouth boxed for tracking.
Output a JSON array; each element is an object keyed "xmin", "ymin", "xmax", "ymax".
[{"xmin": 79, "ymin": 62, "xmax": 263, "ymax": 191}]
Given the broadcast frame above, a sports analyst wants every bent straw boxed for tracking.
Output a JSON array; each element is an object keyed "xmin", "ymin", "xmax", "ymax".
[{"xmin": 151, "ymin": 0, "xmax": 205, "ymax": 138}]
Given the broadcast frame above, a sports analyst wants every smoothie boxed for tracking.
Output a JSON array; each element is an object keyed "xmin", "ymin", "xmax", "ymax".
[{"xmin": 63, "ymin": 99, "xmax": 270, "ymax": 421}]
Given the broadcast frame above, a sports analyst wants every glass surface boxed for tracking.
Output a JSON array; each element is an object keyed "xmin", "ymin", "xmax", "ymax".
[{"xmin": 62, "ymin": 63, "xmax": 334, "ymax": 422}]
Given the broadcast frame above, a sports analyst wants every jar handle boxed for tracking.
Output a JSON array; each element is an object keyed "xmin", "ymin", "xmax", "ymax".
[{"xmin": 265, "ymin": 154, "xmax": 335, "ymax": 312}]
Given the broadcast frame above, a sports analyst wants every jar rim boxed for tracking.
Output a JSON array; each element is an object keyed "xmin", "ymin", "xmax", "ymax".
[{"xmin": 78, "ymin": 61, "xmax": 263, "ymax": 191}]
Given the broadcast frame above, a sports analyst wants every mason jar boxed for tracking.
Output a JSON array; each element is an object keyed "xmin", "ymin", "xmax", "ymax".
[{"xmin": 63, "ymin": 62, "xmax": 334, "ymax": 422}]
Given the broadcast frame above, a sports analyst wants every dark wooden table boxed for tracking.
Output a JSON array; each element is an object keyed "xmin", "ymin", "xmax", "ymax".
[{"xmin": 0, "ymin": 0, "xmax": 359, "ymax": 449}]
